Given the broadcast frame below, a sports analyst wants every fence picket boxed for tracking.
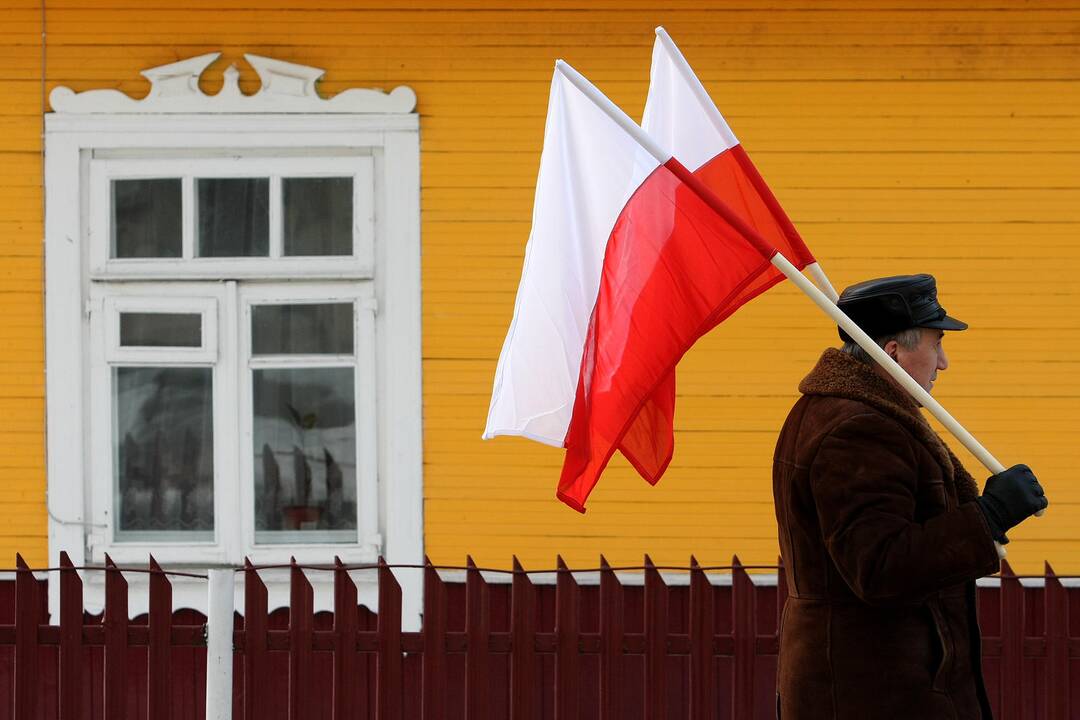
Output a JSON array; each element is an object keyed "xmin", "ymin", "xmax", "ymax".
[
  {"xmin": 333, "ymin": 557, "xmax": 359, "ymax": 719},
  {"xmin": 59, "ymin": 552, "xmax": 83, "ymax": 720},
  {"xmin": 644, "ymin": 555, "xmax": 668, "ymax": 720},
  {"xmin": 555, "ymin": 556, "xmax": 580, "ymax": 720},
  {"xmin": 243, "ymin": 559, "xmax": 268, "ymax": 720},
  {"xmin": 14, "ymin": 554, "xmax": 37, "ymax": 720},
  {"xmin": 104, "ymin": 554, "xmax": 128, "ymax": 720},
  {"xmin": 510, "ymin": 556, "xmax": 537, "ymax": 720},
  {"xmin": 289, "ymin": 559, "xmax": 314, "ymax": 720},
  {"xmin": 689, "ymin": 556, "xmax": 715, "ymax": 720},
  {"xmin": 1000, "ymin": 560, "xmax": 1022, "ymax": 720},
  {"xmin": 148, "ymin": 556, "xmax": 173, "ymax": 720},
  {"xmin": 465, "ymin": 556, "xmax": 490, "ymax": 720},
  {"xmin": 1045, "ymin": 563, "xmax": 1068, "ymax": 720},
  {"xmin": 423, "ymin": 557, "xmax": 447, "ymax": 720},
  {"xmin": 377, "ymin": 557, "xmax": 403, "ymax": 720},
  {"xmin": 732, "ymin": 556, "xmax": 754, "ymax": 720},
  {"xmin": 598, "ymin": 556, "xmax": 622, "ymax": 720}
]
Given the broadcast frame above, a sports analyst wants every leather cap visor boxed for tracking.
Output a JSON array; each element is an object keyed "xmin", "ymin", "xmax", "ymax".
[{"xmin": 919, "ymin": 315, "xmax": 968, "ymax": 331}]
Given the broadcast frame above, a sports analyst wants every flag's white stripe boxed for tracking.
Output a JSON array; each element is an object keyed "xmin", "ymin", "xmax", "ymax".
[
  {"xmin": 555, "ymin": 60, "xmax": 672, "ymax": 165},
  {"xmin": 484, "ymin": 69, "xmax": 661, "ymax": 445},
  {"xmin": 643, "ymin": 29, "xmax": 739, "ymax": 172}
]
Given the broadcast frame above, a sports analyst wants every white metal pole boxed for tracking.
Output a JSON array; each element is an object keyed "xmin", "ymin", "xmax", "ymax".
[
  {"xmin": 556, "ymin": 59, "xmax": 1018, "ymax": 557},
  {"xmin": 205, "ymin": 569, "xmax": 235, "ymax": 720}
]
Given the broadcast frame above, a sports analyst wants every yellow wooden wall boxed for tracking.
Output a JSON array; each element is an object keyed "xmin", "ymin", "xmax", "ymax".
[
  {"xmin": 1, "ymin": 1, "xmax": 1077, "ymax": 572},
  {"xmin": 0, "ymin": 0, "xmax": 45, "ymax": 565}
]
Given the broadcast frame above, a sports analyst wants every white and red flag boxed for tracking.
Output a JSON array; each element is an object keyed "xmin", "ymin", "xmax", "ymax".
[
  {"xmin": 643, "ymin": 29, "xmax": 818, "ymax": 315},
  {"xmin": 485, "ymin": 41, "xmax": 1017, "ymax": 560},
  {"xmin": 622, "ymin": 30, "xmax": 822, "ymax": 490},
  {"xmin": 484, "ymin": 52, "xmax": 815, "ymax": 512}
]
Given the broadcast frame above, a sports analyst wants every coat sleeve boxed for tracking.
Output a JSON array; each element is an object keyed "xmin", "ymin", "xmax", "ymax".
[{"xmin": 809, "ymin": 411, "xmax": 1000, "ymax": 606}]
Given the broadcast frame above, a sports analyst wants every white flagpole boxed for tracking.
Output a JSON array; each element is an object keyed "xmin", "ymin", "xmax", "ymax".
[
  {"xmin": 654, "ymin": 26, "xmax": 840, "ymax": 303},
  {"xmin": 556, "ymin": 59, "xmax": 1031, "ymax": 557},
  {"xmin": 806, "ymin": 263, "xmax": 840, "ymax": 302}
]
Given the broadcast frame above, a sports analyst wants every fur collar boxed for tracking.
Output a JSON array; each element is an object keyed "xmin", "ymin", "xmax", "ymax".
[{"xmin": 799, "ymin": 348, "xmax": 980, "ymax": 503}]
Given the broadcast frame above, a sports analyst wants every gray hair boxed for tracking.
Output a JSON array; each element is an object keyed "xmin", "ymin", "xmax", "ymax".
[{"xmin": 840, "ymin": 327, "xmax": 923, "ymax": 365}]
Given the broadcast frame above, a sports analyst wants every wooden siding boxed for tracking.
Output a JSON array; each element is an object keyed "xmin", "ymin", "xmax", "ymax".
[
  {"xmin": 0, "ymin": 0, "xmax": 44, "ymax": 566},
  {"xmin": 1, "ymin": 0, "xmax": 1077, "ymax": 572}
]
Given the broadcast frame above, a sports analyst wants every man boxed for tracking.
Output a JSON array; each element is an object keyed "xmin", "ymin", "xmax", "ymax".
[{"xmin": 772, "ymin": 274, "xmax": 1048, "ymax": 719}]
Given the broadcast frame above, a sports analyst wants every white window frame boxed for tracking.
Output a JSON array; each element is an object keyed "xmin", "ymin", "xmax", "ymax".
[
  {"xmin": 104, "ymin": 294, "xmax": 219, "ymax": 363},
  {"xmin": 86, "ymin": 282, "xmax": 381, "ymax": 568},
  {"xmin": 89, "ymin": 283, "xmax": 227, "ymax": 561},
  {"xmin": 88, "ymin": 154, "xmax": 376, "ymax": 278},
  {"xmin": 237, "ymin": 282, "xmax": 380, "ymax": 564},
  {"xmin": 44, "ymin": 53, "xmax": 422, "ymax": 622}
]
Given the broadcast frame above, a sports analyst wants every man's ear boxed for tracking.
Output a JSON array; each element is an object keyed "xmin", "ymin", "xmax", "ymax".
[{"xmin": 882, "ymin": 339, "xmax": 900, "ymax": 361}]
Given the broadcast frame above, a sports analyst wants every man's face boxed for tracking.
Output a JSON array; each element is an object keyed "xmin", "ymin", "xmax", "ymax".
[{"xmin": 888, "ymin": 328, "xmax": 948, "ymax": 393}]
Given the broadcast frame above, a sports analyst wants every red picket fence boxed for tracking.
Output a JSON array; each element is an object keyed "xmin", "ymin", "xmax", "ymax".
[
  {"xmin": 3, "ymin": 552, "xmax": 1078, "ymax": 719},
  {"xmin": 9, "ymin": 553, "xmax": 209, "ymax": 720}
]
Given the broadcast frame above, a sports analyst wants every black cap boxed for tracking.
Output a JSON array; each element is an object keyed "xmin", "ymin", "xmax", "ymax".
[{"xmin": 837, "ymin": 274, "xmax": 967, "ymax": 342}]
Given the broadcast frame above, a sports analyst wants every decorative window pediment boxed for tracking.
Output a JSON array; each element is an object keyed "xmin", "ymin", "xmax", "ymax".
[{"xmin": 49, "ymin": 52, "xmax": 417, "ymax": 114}]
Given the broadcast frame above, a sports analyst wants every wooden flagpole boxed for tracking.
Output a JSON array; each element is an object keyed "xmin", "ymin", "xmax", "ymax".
[{"xmin": 555, "ymin": 59, "xmax": 1043, "ymax": 558}]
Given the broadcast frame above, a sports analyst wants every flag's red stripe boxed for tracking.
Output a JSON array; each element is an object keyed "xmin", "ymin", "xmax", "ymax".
[
  {"xmin": 610, "ymin": 147, "xmax": 815, "ymax": 490},
  {"xmin": 557, "ymin": 162, "xmax": 777, "ymax": 511},
  {"xmin": 663, "ymin": 157, "xmax": 777, "ymax": 261},
  {"xmin": 558, "ymin": 147, "xmax": 817, "ymax": 512},
  {"xmin": 559, "ymin": 258, "xmax": 775, "ymax": 511},
  {"xmin": 727, "ymin": 145, "xmax": 815, "ymax": 267},
  {"xmin": 615, "ymin": 370, "xmax": 675, "ymax": 485}
]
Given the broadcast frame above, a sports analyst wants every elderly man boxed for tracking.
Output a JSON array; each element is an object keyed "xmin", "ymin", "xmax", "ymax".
[{"xmin": 772, "ymin": 274, "xmax": 1048, "ymax": 719}]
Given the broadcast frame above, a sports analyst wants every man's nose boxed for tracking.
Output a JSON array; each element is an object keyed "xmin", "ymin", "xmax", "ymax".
[{"xmin": 938, "ymin": 350, "xmax": 949, "ymax": 371}]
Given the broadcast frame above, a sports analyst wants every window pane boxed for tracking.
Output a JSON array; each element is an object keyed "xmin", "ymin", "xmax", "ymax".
[
  {"xmin": 252, "ymin": 303, "xmax": 353, "ymax": 355},
  {"xmin": 120, "ymin": 312, "xmax": 202, "ymax": 348},
  {"xmin": 114, "ymin": 367, "xmax": 214, "ymax": 538},
  {"xmin": 253, "ymin": 367, "xmax": 356, "ymax": 543},
  {"xmin": 112, "ymin": 179, "xmax": 182, "ymax": 258},
  {"xmin": 197, "ymin": 178, "xmax": 269, "ymax": 257},
  {"xmin": 283, "ymin": 177, "xmax": 353, "ymax": 256}
]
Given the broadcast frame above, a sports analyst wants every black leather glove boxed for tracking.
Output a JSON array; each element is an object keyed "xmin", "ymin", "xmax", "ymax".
[{"xmin": 976, "ymin": 464, "xmax": 1048, "ymax": 542}]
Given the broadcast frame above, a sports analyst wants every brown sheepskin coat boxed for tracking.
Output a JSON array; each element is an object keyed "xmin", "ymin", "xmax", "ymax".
[{"xmin": 773, "ymin": 349, "xmax": 1001, "ymax": 719}]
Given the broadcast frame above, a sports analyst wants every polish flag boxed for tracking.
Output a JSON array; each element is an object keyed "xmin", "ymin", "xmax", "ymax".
[
  {"xmin": 484, "ymin": 59, "xmax": 811, "ymax": 512},
  {"xmin": 620, "ymin": 29, "xmax": 820, "ymax": 487}
]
